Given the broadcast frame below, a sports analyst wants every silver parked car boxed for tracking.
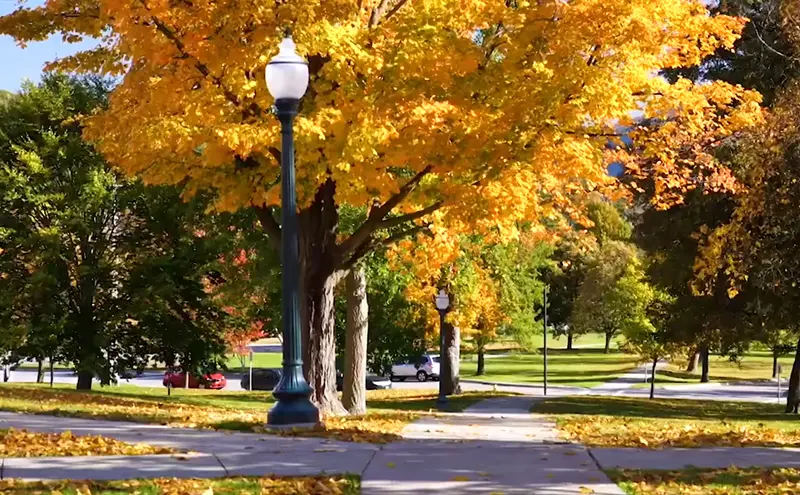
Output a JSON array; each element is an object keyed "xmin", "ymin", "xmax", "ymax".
[{"xmin": 390, "ymin": 354, "xmax": 440, "ymax": 382}]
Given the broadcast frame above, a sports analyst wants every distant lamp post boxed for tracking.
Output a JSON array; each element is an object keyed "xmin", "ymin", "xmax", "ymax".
[
  {"xmin": 265, "ymin": 33, "xmax": 319, "ymax": 427},
  {"xmin": 435, "ymin": 289, "xmax": 450, "ymax": 410}
]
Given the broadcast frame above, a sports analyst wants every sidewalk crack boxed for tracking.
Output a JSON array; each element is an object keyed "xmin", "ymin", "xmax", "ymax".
[
  {"xmin": 586, "ymin": 448, "xmax": 604, "ymax": 472},
  {"xmin": 212, "ymin": 454, "xmax": 229, "ymax": 476},
  {"xmin": 360, "ymin": 447, "xmax": 380, "ymax": 477}
]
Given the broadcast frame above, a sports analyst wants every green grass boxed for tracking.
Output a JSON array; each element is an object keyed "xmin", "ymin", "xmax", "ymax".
[
  {"xmin": 224, "ymin": 352, "xmax": 282, "ymax": 371},
  {"xmin": 532, "ymin": 396, "xmax": 800, "ymax": 448},
  {"xmin": 0, "ymin": 475, "xmax": 360, "ymax": 495},
  {"xmin": 459, "ymin": 349, "xmax": 640, "ymax": 388},
  {"xmin": 608, "ymin": 467, "xmax": 800, "ymax": 495},
  {"xmin": 633, "ymin": 351, "xmax": 795, "ymax": 388}
]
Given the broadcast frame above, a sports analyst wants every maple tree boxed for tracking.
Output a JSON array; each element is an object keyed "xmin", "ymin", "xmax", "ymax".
[{"xmin": 0, "ymin": 0, "xmax": 762, "ymax": 412}]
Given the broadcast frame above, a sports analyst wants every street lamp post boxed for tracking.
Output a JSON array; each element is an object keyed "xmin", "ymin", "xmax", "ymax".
[
  {"xmin": 435, "ymin": 289, "xmax": 450, "ymax": 410},
  {"xmin": 265, "ymin": 34, "xmax": 319, "ymax": 427}
]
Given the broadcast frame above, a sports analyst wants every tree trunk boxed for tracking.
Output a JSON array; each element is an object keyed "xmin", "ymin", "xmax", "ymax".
[
  {"xmin": 567, "ymin": 331, "xmax": 573, "ymax": 351},
  {"xmin": 686, "ymin": 349, "xmax": 698, "ymax": 372},
  {"xmin": 773, "ymin": 348, "xmax": 780, "ymax": 379},
  {"xmin": 76, "ymin": 369, "xmax": 93, "ymax": 390},
  {"xmin": 700, "ymin": 346, "xmax": 710, "ymax": 383},
  {"xmin": 442, "ymin": 323, "xmax": 461, "ymax": 395},
  {"xmin": 342, "ymin": 266, "xmax": 368, "ymax": 415},
  {"xmin": 785, "ymin": 336, "xmax": 800, "ymax": 413},
  {"xmin": 649, "ymin": 358, "xmax": 658, "ymax": 400},
  {"xmin": 476, "ymin": 347, "xmax": 485, "ymax": 376},
  {"xmin": 36, "ymin": 359, "xmax": 44, "ymax": 383},
  {"xmin": 604, "ymin": 332, "xmax": 612, "ymax": 354},
  {"xmin": 49, "ymin": 358, "xmax": 54, "ymax": 388},
  {"xmin": 2, "ymin": 365, "xmax": 8, "ymax": 383},
  {"xmin": 296, "ymin": 179, "xmax": 349, "ymax": 416}
]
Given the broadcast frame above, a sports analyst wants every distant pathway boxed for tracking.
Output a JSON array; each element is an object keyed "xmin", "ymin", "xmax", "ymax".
[{"xmin": 587, "ymin": 362, "xmax": 665, "ymax": 395}]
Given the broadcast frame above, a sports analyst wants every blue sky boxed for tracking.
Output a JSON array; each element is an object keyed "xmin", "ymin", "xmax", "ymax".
[{"xmin": 0, "ymin": 1, "xmax": 97, "ymax": 92}]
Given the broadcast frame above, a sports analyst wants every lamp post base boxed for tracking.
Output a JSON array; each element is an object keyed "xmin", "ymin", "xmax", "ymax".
[{"xmin": 267, "ymin": 398, "xmax": 320, "ymax": 427}]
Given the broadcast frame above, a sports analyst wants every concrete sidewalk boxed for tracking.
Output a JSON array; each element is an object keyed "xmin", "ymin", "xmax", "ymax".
[
  {"xmin": 361, "ymin": 396, "xmax": 625, "ymax": 494},
  {"xmin": 0, "ymin": 399, "xmax": 625, "ymax": 494}
]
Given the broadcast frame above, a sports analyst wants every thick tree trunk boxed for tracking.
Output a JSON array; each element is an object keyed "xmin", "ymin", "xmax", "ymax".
[
  {"xmin": 649, "ymin": 358, "xmax": 658, "ymax": 400},
  {"xmin": 604, "ymin": 332, "xmax": 612, "ymax": 354},
  {"xmin": 700, "ymin": 346, "xmax": 710, "ymax": 383},
  {"xmin": 567, "ymin": 331, "xmax": 573, "ymax": 351},
  {"xmin": 36, "ymin": 359, "xmax": 44, "ymax": 383},
  {"xmin": 785, "ymin": 337, "xmax": 800, "ymax": 413},
  {"xmin": 476, "ymin": 347, "xmax": 485, "ymax": 376},
  {"xmin": 343, "ymin": 266, "xmax": 368, "ymax": 415},
  {"xmin": 2, "ymin": 365, "xmax": 8, "ymax": 382},
  {"xmin": 686, "ymin": 349, "xmax": 698, "ymax": 373},
  {"xmin": 442, "ymin": 323, "xmax": 461, "ymax": 395},
  {"xmin": 773, "ymin": 348, "xmax": 780, "ymax": 379},
  {"xmin": 298, "ymin": 178, "xmax": 347, "ymax": 417},
  {"xmin": 76, "ymin": 370, "xmax": 93, "ymax": 390}
]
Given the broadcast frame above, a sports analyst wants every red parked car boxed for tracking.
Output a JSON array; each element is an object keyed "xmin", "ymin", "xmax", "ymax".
[{"xmin": 162, "ymin": 370, "xmax": 227, "ymax": 390}]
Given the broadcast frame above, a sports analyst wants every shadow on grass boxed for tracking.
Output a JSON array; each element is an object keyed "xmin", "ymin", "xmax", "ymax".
[{"xmin": 532, "ymin": 395, "xmax": 788, "ymax": 422}]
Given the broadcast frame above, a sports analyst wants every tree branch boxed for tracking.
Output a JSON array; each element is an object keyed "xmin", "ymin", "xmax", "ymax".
[
  {"xmin": 379, "ymin": 200, "xmax": 443, "ymax": 230},
  {"xmin": 253, "ymin": 205, "xmax": 281, "ymax": 251},
  {"xmin": 368, "ymin": 0, "xmax": 391, "ymax": 27},
  {"xmin": 337, "ymin": 165, "xmax": 433, "ymax": 259},
  {"xmin": 383, "ymin": 0, "xmax": 410, "ymax": 23},
  {"xmin": 341, "ymin": 223, "xmax": 430, "ymax": 270}
]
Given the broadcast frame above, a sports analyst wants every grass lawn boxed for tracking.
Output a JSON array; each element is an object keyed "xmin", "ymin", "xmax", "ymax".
[
  {"xmin": 609, "ymin": 467, "xmax": 800, "ymax": 495},
  {"xmin": 641, "ymin": 352, "xmax": 795, "ymax": 387},
  {"xmin": 0, "ymin": 475, "xmax": 359, "ymax": 495},
  {"xmin": 0, "ymin": 383, "xmax": 511, "ymax": 444},
  {"xmin": 532, "ymin": 396, "xmax": 800, "ymax": 448},
  {"xmin": 0, "ymin": 428, "xmax": 174, "ymax": 457},
  {"xmin": 460, "ymin": 349, "xmax": 640, "ymax": 388},
  {"xmin": 224, "ymin": 352, "xmax": 282, "ymax": 371}
]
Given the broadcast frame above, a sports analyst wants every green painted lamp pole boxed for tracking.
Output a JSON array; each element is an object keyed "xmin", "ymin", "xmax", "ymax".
[
  {"xmin": 265, "ymin": 34, "xmax": 319, "ymax": 427},
  {"xmin": 435, "ymin": 289, "xmax": 450, "ymax": 410}
]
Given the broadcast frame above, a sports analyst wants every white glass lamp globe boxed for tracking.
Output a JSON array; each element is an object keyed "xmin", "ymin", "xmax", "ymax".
[
  {"xmin": 265, "ymin": 36, "xmax": 309, "ymax": 100},
  {"xmin": 435, "ymin": 290, "xmax": 450, "ymax": 311}
]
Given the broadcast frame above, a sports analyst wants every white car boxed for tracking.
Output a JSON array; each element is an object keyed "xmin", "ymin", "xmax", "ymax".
[{"xmin": 390, "ymin": 354, "xmax": 440, "ymax": 382}]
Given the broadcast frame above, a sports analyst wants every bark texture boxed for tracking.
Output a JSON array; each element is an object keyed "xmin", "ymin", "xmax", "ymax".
[
  {"xmin": 686, "ymin": 349, "xmax": 698, "ymax": 372},
  {"xmin": 476, "ymin": 348, "xmax": 485, "ymax": 376},
  {"xmin": 76, "ymin": 370, "xmax": 93, "ymax": 390},
  {"xmin": 36, "ymin": 359, "xmax": 44, "ymax": 383},
  {"xmin": 442, "ymin": 323, "xmax": 461, "ymax": 395},
  {"xmin": 298, "ymin": 178, "xmax": 347, "ymax": 416},
  {"xmin": 700, "ymin": 346, "xmax": 710, "ymax": 383},
  {"xmin": 604, "ymin": 332, "xmax": 613, "ymax": 354},
  {"xmin": 343, "ymin": 266, "xmax": 368, "ymax": 415},
  {"xmin": 785, "ymin": 337, "xmax": 800, "ymax": 414}
]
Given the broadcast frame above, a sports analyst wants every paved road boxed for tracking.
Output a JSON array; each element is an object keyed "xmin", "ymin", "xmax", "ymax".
[{"xmin": 4, "ymin": 364, "xmax": 789, "ymax": 405}]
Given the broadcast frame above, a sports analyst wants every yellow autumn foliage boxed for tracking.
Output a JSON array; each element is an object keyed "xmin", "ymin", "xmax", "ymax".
[
  {"xmin": 611, "ymin": 467, "xmax": 800, "ymax": 495},
  {"xmin": 0, "ymin": 428, "xmax": 175, "ymax": 457},
  {"xmin": 557, "ymin": 415, "xmax": 800, "ymax": 449},
  {"xmin": 0, "ymin": 0, "xmax": 762, "ymax": 237}
]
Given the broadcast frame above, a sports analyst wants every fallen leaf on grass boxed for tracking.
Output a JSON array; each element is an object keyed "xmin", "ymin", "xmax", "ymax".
[{"xmin": 0, "ymin": 428, "xmax": 174, "ymax": 458}]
